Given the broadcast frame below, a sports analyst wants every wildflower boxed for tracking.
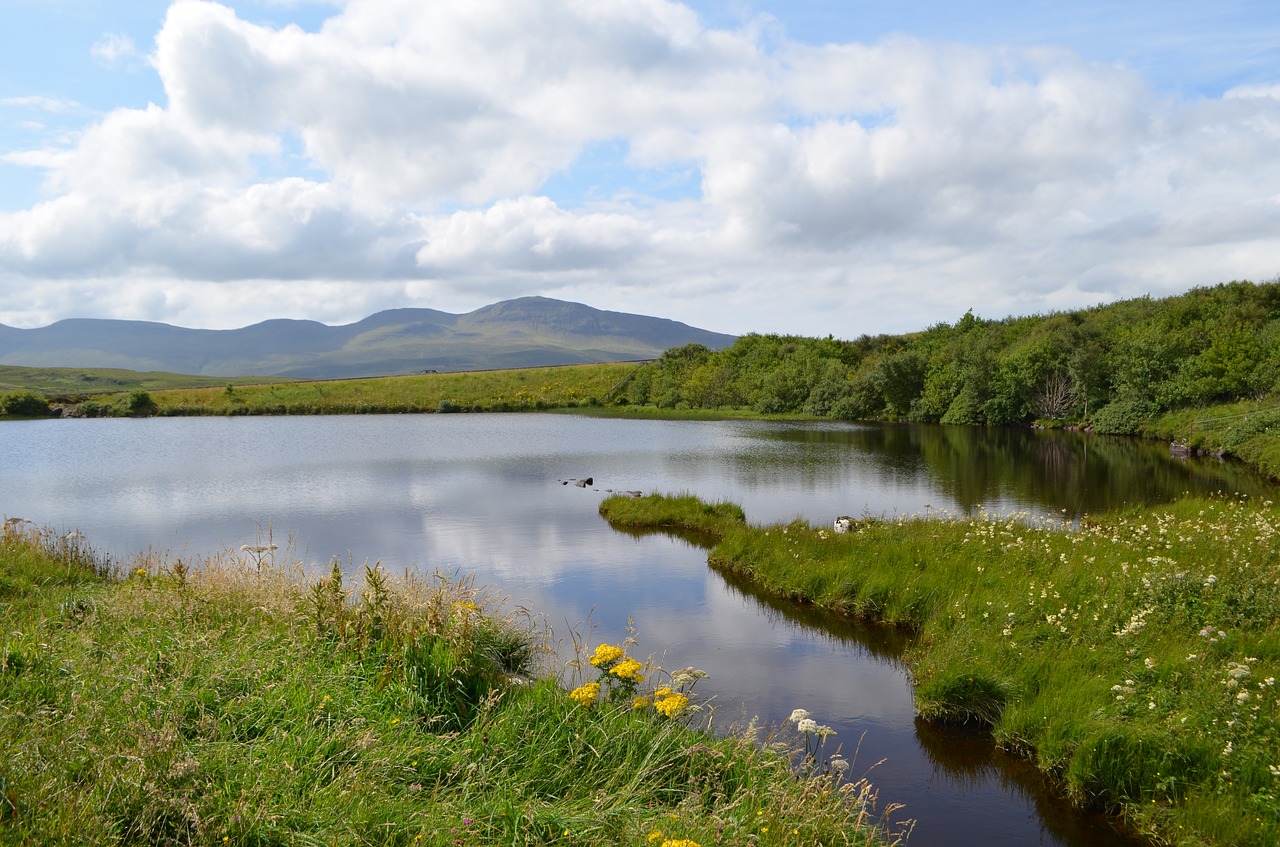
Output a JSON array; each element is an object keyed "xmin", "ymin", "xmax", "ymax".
[
  {"xmin": 830, "ymin": 755, "xmax": 849, "ymax": 774},
  {"xmin": 670, "ymin": 667, "xmax": 708, "ymax": 686},
  {"xmin": 610, "ymin": 658, "xmax": 644, "ymax": 681},
  {"xmin": 589, "ymin": 643, "xmax": 625, "ymax": 667},
  {"xmin": 569, "ymin": 682, "xmax": 600, "ymax": 706},
  {"xmin": 654, "ymin": 692, "xmax": 690, "ymax": 718},
  {"xmin": 633, "ymin": 695, "xmax": 652, "ymax": 710},
  {"xmin": 787, "ymin": 708, "xmax": 811, "ymax": 723},
  {"xmin": 134, "ymin": 568, "xmax": 147, "ymax": 577},
  {"xmin": 648, "ymin": 831, "xmax": 663, "ymax": 843},
  {"xmin": 797, "ymin": 718, "xmax": 818, "ymax": 734},
  {"xmin": 660, "ymin": 840, "xmax": 701, "ymax": 847},
  {"xmin": 1270, "ymin": 765, "xmax": 1280, "ymax": 777}
]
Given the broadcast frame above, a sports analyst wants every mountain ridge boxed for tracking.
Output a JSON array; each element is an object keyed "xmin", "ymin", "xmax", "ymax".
[{"xmin": 0, "ymin": 297, "xmax": 736, "ymax": 379}]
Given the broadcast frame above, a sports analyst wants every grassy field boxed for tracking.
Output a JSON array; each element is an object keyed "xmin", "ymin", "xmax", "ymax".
[
  {"xmin": 138, "ymin": 363, "xmax": 643, "ymax": 416},
  {"xmin": 600, "ymin": 492, "xmax": 1280, "ymax": 847},
  {"xmin": 0, "ymin": 364, "xmax": 292, "ymax": 396},
  {"xmin": 0, "ymin": 520, "xmax": 900, "ymax": 847}
]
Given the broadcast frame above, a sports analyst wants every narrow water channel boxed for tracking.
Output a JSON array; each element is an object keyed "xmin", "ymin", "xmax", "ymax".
[{"xmin": 3, "ymin": 414, "xmax": 1273, "ymax": 845}]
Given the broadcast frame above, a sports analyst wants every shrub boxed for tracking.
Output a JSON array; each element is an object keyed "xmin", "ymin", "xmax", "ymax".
[
  {"xmin": 1091, "ymin": 398, "xmax": 1155, "ymax": 435},
  {"xmin": 120, "ymin": 389, "xmax": 157, "ymax": 417},
  {"xmin": 0, "ymin": 390, "xmax": 50, "ymax": 417}
]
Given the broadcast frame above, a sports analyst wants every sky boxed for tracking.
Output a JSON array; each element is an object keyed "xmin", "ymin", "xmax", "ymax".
[{"xmin": 1, "ymin": 1, "xmax": 1279, "ymax": 338}]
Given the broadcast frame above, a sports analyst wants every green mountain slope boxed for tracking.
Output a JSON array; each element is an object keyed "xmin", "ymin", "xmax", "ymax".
[{"xmin": 0, "ymin": 297, "xmax": 735, "ymax": 379}]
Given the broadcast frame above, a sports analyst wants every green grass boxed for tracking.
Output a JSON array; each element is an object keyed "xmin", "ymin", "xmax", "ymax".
[
  {"xmin": 0, "ymin": 521, "xmax": 899, "ymax": 847},
  {"xmin": 601, "ymin": 493, "xmax": 1280, "ymax": 847},
  {"xmin": 0, "ymin": 364, "xmax": 292, "ymax": 397},
  {"xmin": 1147, "ymin": 399, "xmax": 1280, "ymax": 481},
  {"xmin": 131, "ymin": 363, "xmax": 642, "ymax": 416}
]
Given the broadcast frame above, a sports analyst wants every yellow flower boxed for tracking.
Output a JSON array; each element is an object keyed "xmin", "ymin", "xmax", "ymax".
[
  {"xmin": 610, "ymin": 658, "xmax": 643, "ymax": 680},
  {"xmin": 654, "ymin": 692, "xmax": 689, "ymax": 718},
  {"xmin": 653, "ymin": 686, "xmax": 672, "ymax": 698},
  {"xmin": 648, "ymin": 830, "xmax": 663, "ymax": 843},
  {"xmin": 589, "ymin": 643, "xmax": 625, "ymax": 667},
  {"xmin": 659, "ymin": 840, "xmax": 701, "ymax": 847},
  {"xmin": 633, "ymin": 695, "xmax": 652, "ymax": 710},
  {"xmin": 569, "ymin": 682, "xmax": 601, "ymax": 706}
]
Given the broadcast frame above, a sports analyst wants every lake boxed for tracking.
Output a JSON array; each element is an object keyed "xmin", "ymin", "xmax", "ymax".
[{"xmin": 3, "ymin": 414, "xmax": 1273, "ymax": 846}]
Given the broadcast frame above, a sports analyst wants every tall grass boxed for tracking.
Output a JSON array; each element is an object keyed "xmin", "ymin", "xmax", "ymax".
[
  {"xmin": 601, "ymin": 492, "xmax": 1280, "ymax": 847},
  {"xmin": 0, "ymin": 520, "xmax": 902, "ymax": 846},
  {"xmin": 134, "ymin": 363, "xmax": 641, "ymax": 416}
]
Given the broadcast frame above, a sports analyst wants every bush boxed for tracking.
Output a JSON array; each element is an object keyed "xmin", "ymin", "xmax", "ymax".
[
  {"xmin": 0, "ymin": 390, "xmax": 50, "ymax": 417},
  {"xmin": 121, "ymin": 389, "xmax": 157, "ymax": 417},
  {"xmin": 1091, "ymin": 398, "xmax": 1155, "ymax": 435}
]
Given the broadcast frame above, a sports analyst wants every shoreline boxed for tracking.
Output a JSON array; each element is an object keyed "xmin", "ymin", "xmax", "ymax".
[{"xmin": 599, "ymin": 492, "xmax": 1280, "ymax": 847}]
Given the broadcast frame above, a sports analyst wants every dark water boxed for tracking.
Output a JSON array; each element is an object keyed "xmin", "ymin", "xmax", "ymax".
[{"xmin": 3, "ymin": 415, "xmax": 1273, "ymax": 846}]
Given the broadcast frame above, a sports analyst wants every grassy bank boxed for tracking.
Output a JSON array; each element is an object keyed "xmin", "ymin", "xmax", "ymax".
[
  {"xmin": 135, "ymin": 363, "xmax": 640, "ymax": 416},
  {"xmin": 0, "ymin": 364, "xmax": 293, "ymax": 397},
  {"xmin": 600, "ymin": 493, "xmax": 1280, "ymax": 847},
  {"xmin": 0, "ymin": 521, "xmax": 899, "ymax": 847},
  {"xmin": 1146, "ymin": 400, "xmax": 1280, "ymax": 482}
]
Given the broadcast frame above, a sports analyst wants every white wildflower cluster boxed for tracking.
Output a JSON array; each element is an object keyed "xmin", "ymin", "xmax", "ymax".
[
  {"xmin": 1114, "ymin": 606, "xmax": 1155, "ymax": 638},
  {"xmin": 1224, "ymin": 661, "xmax": 1252, "ymax": 689},
  {"xmin": 1198, "ymin": 625, "xmax": 1227, "ymax": 644},
  {"xmin": 1111, "ymin": 679, "xmax": 1137, "ymax": 701}
]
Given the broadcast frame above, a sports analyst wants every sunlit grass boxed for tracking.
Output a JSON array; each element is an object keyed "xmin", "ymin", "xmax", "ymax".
[
  {"xmin": 602, "ymin": 492, "xmax": 1280, "ymax": 847},
  {"xmin": 135, "ymin": 363, "xmax": 641, "ymax": 416},
  {"xmin": 0, "ymin": 520, "xmax": 902, "ymax": 847}
]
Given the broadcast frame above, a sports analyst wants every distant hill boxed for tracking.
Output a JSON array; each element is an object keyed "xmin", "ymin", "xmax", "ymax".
[{"xmin": 0, "ymin": 297, "xmax": 737, "ymax": 379}]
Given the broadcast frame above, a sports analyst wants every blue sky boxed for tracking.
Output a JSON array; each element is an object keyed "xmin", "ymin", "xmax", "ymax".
[{"xmin": 2, "ymin": 1, "xmax": 1279, "ymax": 337}]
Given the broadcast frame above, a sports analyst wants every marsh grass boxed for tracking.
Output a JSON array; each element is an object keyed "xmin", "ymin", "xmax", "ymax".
[
  {"xmin": 134, "ymin": 363, "xmax": 640, "ymax": 417},
  {"xmin": 1, "ymin": 521, "xmax": 901, "ymax": 847},
  {"xmin": 601, "ymin": 492, "xmax": 1280, "ymax": 847}
]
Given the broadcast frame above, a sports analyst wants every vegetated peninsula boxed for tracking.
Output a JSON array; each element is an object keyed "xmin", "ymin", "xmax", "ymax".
[{"xmin": 599, "ymin": 491, "xmax": 1280, "ymax": 847}]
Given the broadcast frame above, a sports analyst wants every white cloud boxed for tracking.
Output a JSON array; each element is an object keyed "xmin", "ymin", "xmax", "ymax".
[
  {"xmin": 91, "ymin": 33, "xmax": 144, "ymax": 67},
  {"xmin": 2, "ymin": 0, "xmax": 1279, "ymax": 336}
]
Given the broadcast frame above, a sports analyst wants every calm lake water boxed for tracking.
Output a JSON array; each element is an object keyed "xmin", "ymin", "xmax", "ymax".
[{"xmin": 3, "ymin": 414, "xmax": 1274, "ymax": 846}]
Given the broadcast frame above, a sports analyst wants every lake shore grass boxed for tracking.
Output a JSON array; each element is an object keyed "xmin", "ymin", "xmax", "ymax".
[
  {"xmin": 0, "ymin": 520, "xmax": 902, "ymax": 847},
  {"xmin": 599, "ymin": 492, "xmax": 1280, "ymax": 847},
  {"xmin": 139, "ymin": 363, "xmax": 642, "ymax": 416}
]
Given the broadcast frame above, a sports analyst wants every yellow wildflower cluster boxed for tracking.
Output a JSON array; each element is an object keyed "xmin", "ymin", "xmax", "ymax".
[
  {"xmin": 611, "ymin": 657, "xmax": 644, "ymax": 682},
  {"xmin": 569, "ymin": 682, "xmax": 600, "ymax": 706},
  {"xmin": 661, "ymin": 840, "xmax": 701, "ymax": 847},
  {"xmin": 589, "ymin": 643, "xmax": 625, "ymax": 667},
  {"xmin": 653, "ymin": 689, "xmax": 689, "ymax": 718}
]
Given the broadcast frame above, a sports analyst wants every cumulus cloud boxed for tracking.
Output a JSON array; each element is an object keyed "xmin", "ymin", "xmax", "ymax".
[{"xmin": 1, "ymin": 0, "xmax": 1279, "ymax": 334}]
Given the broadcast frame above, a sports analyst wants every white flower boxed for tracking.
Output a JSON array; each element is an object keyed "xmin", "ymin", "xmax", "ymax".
[
  {"xmin": 797, "ymin": 718, "xmax": 818, "ymax": 734},
  {"xmin": 787, "ymin": 709, "xmax": 810, "ymax": 723},
  {"xmin": 830, "ymin": 756, "xmax": 849, "ymax": 774}
]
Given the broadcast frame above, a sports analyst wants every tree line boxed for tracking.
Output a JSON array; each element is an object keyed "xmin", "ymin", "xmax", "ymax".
[{"xmin": 615, "ymin": 280, "xmax": 1280, "ymax": 433}]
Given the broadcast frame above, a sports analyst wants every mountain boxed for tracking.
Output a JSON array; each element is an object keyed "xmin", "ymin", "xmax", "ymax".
[{"xmin": 0, "ymin": 297, "xmax": 736, "ymax": 379}]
